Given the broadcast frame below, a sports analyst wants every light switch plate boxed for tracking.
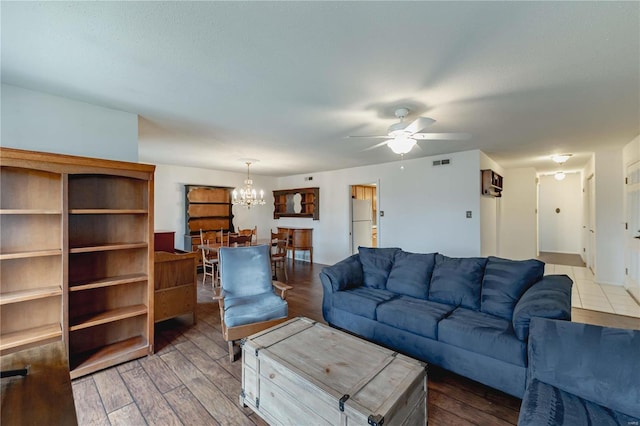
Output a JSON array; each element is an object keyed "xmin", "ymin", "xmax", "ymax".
[{"xmin": 466, "ymin": 211, "xmax": 472, "ymax": 218}]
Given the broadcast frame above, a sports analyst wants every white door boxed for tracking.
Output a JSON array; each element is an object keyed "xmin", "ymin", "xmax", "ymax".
[{"xmin": 625, "ymin": 161, "xmax": 640, "ymax": 300}]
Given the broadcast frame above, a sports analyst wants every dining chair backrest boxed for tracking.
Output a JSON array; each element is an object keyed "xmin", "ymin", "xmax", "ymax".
[
  {"xmin": 238, "ymin": 226, "xmax": 258, "ymax": 244},
  {"xmin": 229, "ymin": 234, "xmax": 252, "ymax": 247}
]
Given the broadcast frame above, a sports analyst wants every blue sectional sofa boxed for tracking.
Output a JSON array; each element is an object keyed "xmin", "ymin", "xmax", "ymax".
[
  {"xmin": 320, "ymin": 248, "xmax": 573, "ymax": 398},
  {"xmin": 519, "ymin": 317, "xmax": 640, "ymax": 425}
]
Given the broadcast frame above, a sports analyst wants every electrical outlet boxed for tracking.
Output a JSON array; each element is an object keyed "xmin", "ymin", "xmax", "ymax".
[{"xmin": 466, "ymin": 211, "xmax": 472, "ymax": 218}]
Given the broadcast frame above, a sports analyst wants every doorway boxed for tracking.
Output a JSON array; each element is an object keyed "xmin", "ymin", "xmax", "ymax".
[
  {"xmin": 586, "ymin": 174, "xmax": 596, "ymax": 274},
  {"xmin": 350, "ymin": 183, "xmax": 378, "ymax": 254},
  {"xmin": 624, "ymin": 161, "xmax": 640, "ymax": 302}
]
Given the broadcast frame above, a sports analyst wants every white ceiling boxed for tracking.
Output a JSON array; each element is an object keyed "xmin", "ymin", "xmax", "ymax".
[{"xmin": 2, "ymin": 1, "xmax": 639, "ymax": 176}]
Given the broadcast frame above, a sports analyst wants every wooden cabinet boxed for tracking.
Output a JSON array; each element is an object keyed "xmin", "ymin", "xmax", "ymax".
[
  {"xmin": 277, "ymin": 227, "xmax": 313, "ymax": 264},
  {"xmin": 481, "ymin": 169, "xmax": 503, "ymax": 197},
  {"xmin": 154, "ymin": 251, "xmax": 197, "ymax": 324},
  {"xmin": 184, "ymin": 185, "xmax": 233, "ymax": 265},
  {"xmin": 273, "ymin": 187, "xmax": 319, "ymax": 220},
  {"xmin": 0, "ymin": 148, "xmax": 155, "ymax": 379}
]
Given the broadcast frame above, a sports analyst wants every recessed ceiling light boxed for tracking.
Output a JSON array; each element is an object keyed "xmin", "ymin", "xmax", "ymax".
[{"xmin": 551, "ymin": 154, "xmax": 572, "ymax": 164}]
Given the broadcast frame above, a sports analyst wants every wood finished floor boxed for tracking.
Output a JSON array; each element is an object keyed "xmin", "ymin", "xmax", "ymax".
[{"xmin": 72, "ymin": 259, "xmax": 634, "ymax": 426}]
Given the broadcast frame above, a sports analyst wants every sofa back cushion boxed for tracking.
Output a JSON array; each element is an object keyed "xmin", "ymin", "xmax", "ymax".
[
  {"xmin": 481, "ymin": 256, "xmax": 544, "ymax": 320},
  {"xmin": 428, "ymin": 254, "xmax": 487, "ymax": 310},
  {"xmin": 386, "ymin": 251, "xmax": 436, "ymax": 299},
  {"xmin": 358, "ymin": 247, "xmax": 401, "ymax": 289}
]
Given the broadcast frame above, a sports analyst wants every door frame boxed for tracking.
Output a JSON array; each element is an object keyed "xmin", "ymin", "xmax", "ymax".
[{"xmin": 349, "ymin": 181, "xmax": 379, "ymax": 254}]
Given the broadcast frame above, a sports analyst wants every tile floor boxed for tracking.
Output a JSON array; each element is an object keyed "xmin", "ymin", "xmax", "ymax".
[{"xmin": 545, "ymin": 264, "xmax": 640, "ymax": 317}]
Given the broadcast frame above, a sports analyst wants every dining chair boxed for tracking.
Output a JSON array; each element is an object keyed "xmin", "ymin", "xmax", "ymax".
[
  {"xmin": 213, "ymin": 244, "xmax": 292, "ymax": 362},
  {"xmin": 199, "ymin": 229, "xmax": 218, "ymax": 287},
  {"xmin": 270, "ymin": 231, "xmax": 288, "ymax": 282},
  {"xmin": 238, "ymin": 226, "xmax": 257, "ymax": 245},
  {"xmin": 229, "ymin": 234, "xmax": 252, "ymax": 247}
]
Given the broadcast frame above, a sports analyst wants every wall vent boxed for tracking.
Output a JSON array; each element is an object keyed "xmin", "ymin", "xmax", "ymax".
[
  {"xmin": 433, "ymin": 160, "xmax": 441, "ymax": 166},
  {"xmin": 441, "ymin": 159, "xmax": 451, "ymax": 165},
  {"xmin": 433, "ymin": 159, "xmax": 451, "ymax": 166},
  {"xmin": 304, "ymin": 176, "xmax": 313, "ymax": 181}
]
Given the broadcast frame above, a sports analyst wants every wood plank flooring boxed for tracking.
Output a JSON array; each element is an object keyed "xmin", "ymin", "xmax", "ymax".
[{"xmin": 72, "ymin": 259, "xmax": 635, "ymax": 426}]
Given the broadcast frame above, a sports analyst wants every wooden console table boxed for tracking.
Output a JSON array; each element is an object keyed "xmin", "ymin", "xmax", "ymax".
[
  {"xmin": 1, "ymin": 341, "xmax": 78, "ymax": 425},
  {"xmin": 277, "ymin": 227, "xmax": 313, "ymax": 264}
]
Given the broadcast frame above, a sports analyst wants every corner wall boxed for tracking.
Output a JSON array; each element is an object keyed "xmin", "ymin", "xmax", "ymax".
[
  {"xmin": 500, "ymin": 168, "xmax": 538, "ymax": 260},
  {"xmin": 1, "ymin": 84, "xmax": 138, "ymax": 162}
]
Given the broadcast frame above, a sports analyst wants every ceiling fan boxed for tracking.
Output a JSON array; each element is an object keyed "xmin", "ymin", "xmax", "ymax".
[{"xmin": 349, "ymin": 108, "xmax": 470, "ymax": 155}]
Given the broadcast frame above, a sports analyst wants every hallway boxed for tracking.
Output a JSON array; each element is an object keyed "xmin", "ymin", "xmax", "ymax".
[{"xmin": 541, "ymin": 256, "xmax": 640, "ymax": 318}]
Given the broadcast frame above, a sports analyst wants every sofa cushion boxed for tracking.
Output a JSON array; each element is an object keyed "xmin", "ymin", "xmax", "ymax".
[
  {"xmin": 481, "ymin": 256, "xmax": 544, "ymax": 320},
  {"xmin": 518, "ymin": 379, "xmax": 640, "ymax": 426},
  {"xmin": 224, "ymin": 292, "xmax": 288, "ymax": 327},
  {"xmin": 376, "ymin": 296, "xmax": 454, "ymax": 339},
  {"xmin": 385, "ymin": 251, "xmax": 436, "ymax": 299},
  {"xmin": 358, "ymin": 247, "xmax": 401, "ymax": 289},
  {"xmin": 332, "ymin": 287, "xmax": 397, "ymax": 319},
  {"xmin": 429, "ymin": 255, "xmax": 487, "ymax": 310},
  {"xmin": 438, "ymin": 308, "xmax": 527, "ymax": 366}
]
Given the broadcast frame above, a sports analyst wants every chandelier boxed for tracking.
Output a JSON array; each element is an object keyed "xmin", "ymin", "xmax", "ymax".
[{"xmin": 232, "ymin": 161, "xmax": 266, "ymax": 208}]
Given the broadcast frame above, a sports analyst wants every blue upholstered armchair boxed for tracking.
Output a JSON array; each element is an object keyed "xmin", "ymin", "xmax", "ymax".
[{"xmin": 213, "ymin": 244, "xmax": 292, "ymax": 362}]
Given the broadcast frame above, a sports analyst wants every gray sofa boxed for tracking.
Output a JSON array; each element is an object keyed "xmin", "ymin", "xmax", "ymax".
[
  {"xmin": 320, "ymin": 247, "xmax": 573, "ymax": 398},
  {"xmin": 519, "ymin": 317, "xmax": 640, "ymax": 425}
]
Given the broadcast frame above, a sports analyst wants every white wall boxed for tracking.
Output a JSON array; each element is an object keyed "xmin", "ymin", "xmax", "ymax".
[
  {"xmin": 153, "ymin": 163, "xmax": 277, "ymax": 250},
  {"xmin": 539, "ymin": 173, "xmax": 582, "ymax": 254},
  {"xmin": 594, "ymin": 148, "xmax": 625, "ymax": 285},
  {"xmin": 1, "ymin": 84, "xmax": 138, "ymax": 162},
  {"xmin": 479, "ymin": 152, "xmax": 504, "ymax": 257},
  {"xmin": 500, "ymin": 168, "xmax": 538, "ymax": 260},
  {"xmin": 275, "ymin": 150, "xmax": 483, "ymax": 266}
]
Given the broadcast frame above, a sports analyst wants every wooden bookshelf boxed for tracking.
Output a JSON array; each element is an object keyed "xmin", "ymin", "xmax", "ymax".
[{"xmin": 0, "ymin": 147, "xmax": 155, "ymax": 377}]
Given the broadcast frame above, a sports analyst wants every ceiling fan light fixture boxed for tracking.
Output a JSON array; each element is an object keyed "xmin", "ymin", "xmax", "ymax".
[
  {"xmin": 554, "ymin": 171, "xmax": 566, "ymax": 181},
  {"xmin": 388, "ymin": 137, "xmax": 416, "ymax": 154}
]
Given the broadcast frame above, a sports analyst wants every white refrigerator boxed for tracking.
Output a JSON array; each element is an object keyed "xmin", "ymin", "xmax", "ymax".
[{"xmin": 352, "ymin": 199, "xmax": 372, "ymax": 254}]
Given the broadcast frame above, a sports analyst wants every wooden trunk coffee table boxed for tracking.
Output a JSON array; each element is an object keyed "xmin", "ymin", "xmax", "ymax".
[{"xmin": 241, "ymin": 317, "xmax": 427, "ymax": 425}]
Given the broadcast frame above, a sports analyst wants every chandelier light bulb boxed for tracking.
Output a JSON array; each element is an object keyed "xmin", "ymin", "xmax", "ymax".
[{"xmin": 232, "ymin": 161, "xmax": 266, "ymax": 208}]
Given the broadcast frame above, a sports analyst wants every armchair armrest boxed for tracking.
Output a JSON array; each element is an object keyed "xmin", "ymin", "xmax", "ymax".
[
  {"xmin": 272, "ymin": 281, "xmax": 293, "ymax": 299},
  {"xmin": 212, "ymin": 287, "xmax": 225, "ymax": 309},
  {"xmin": 512, "ymin": 275, "xmax": 572, "ymax": 341}
]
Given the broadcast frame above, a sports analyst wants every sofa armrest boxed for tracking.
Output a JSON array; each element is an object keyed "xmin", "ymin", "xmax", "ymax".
[
  {"xmin": 527, "ymin": 317, "xmax": 640, "ymax": 419},
  {"xmin": 512, "ymin": 274, "xmax": 572, "ymax": 340},
  {"xmin": 320, "ymin": 254, "xmax": 363, "ymax": 292}
]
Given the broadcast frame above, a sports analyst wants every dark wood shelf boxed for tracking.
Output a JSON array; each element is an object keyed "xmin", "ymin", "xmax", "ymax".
[{"xmin": 273, "ymin": 187, "xmax": 319, "ymax": 220}]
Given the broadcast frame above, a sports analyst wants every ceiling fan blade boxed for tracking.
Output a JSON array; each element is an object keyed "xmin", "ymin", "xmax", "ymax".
[
  {"xmin": 346, "ymin": 135, "xmax": 390, "ymax": 139},
  {"xmin": 403, "ymin": 117, "xmax": 436, "ymax": 134},
  {"xmin": 363, "ymin": 140, "xmax": 392, "ymax": 151},
  {"xmin": 413, "ymin": 133, "xmax": 471, "ymax": 140}
]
